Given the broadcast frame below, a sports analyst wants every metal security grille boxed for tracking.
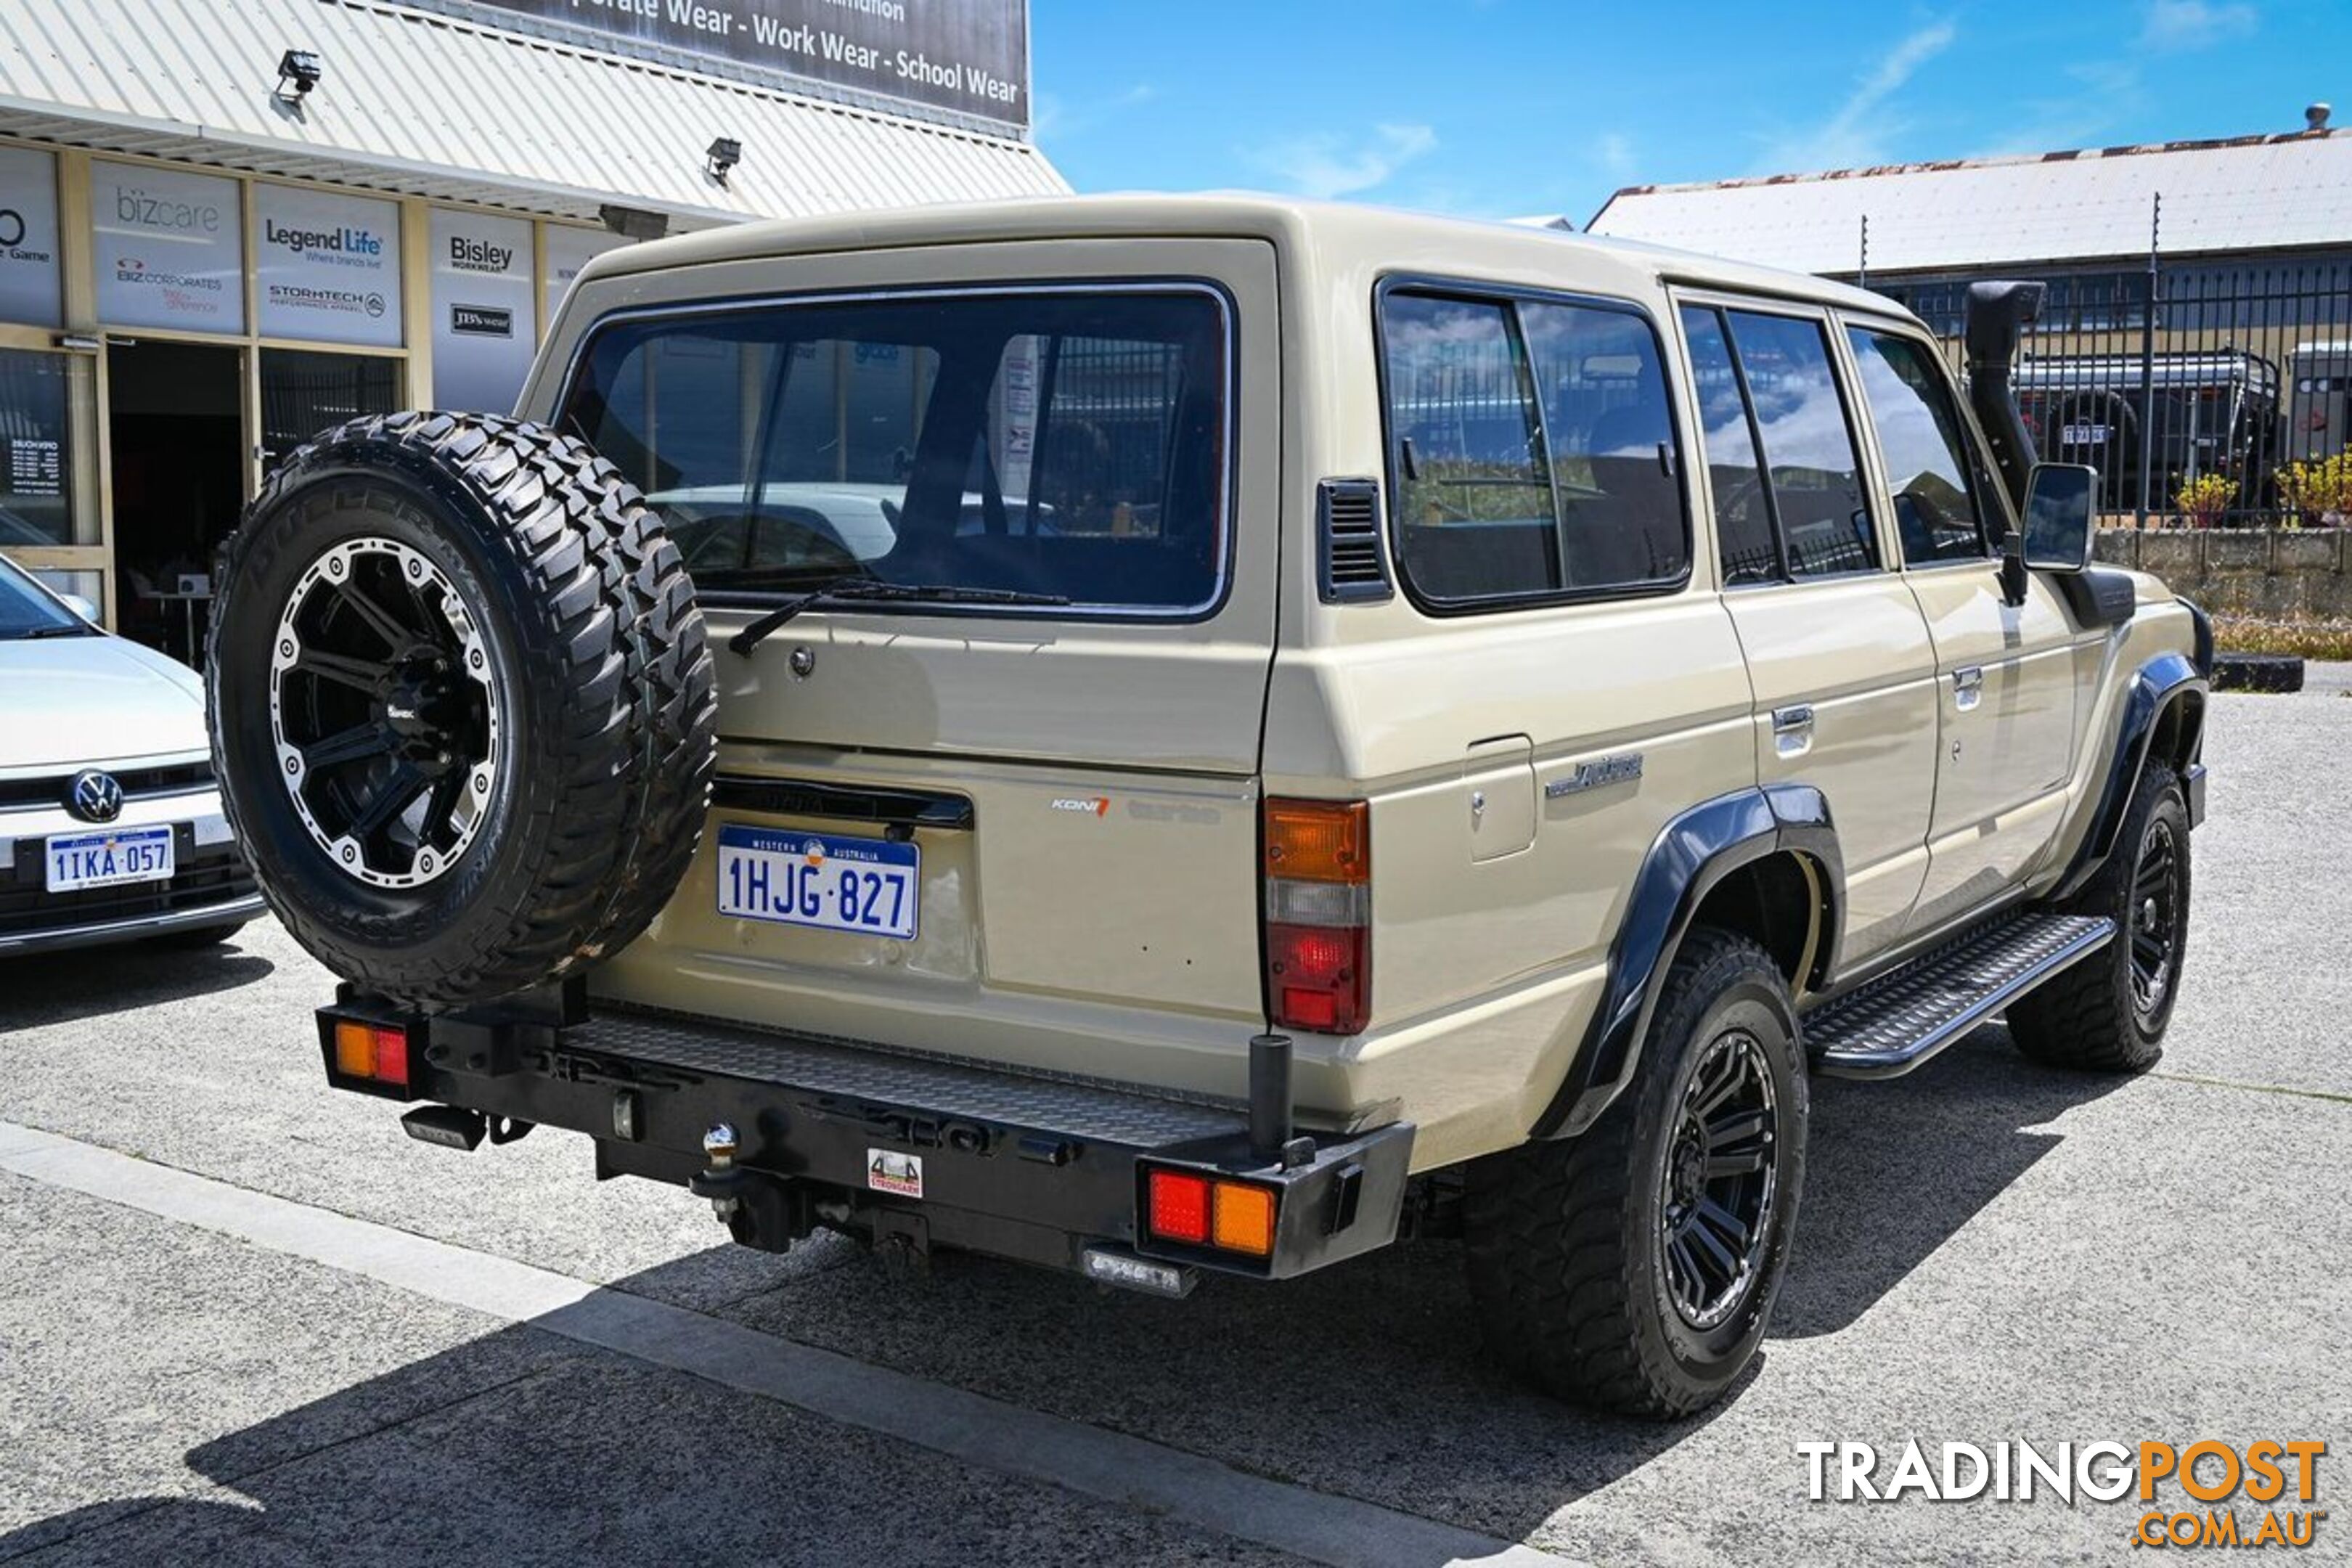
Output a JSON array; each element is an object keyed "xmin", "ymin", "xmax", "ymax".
[{"xmin": 1874, "ymin": 255, "xmax": 2352, "ymax": 527}]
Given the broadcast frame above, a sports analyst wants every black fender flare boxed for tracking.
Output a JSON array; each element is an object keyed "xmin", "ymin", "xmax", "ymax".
[
  {"xmin": 1532, "ymin": 784, "xmax": 1842, "ymax": 1141},
  {"xmin": 2050, "ymin": 648, "xmax": 2208, "ymax": 902}
]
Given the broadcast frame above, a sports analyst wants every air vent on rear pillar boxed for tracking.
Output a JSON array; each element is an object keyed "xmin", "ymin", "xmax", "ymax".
[{"xmin": 1317, "ymin": 478, "xmax": 1393, "ymax": 603}]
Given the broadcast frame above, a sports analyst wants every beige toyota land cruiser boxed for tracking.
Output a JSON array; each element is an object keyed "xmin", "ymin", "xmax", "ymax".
[{"xmin": 209, "ymin": 196, "xmax": 2209, "ymax": 1416}]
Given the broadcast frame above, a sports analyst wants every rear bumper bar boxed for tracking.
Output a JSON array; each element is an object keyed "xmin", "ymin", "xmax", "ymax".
[{"xmin": 318, "ymin": 991, "xmax": 1413, "ymax": 1285}]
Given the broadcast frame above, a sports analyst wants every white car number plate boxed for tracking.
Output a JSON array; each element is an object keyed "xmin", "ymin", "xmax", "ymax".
[
  {"xmin": 716, "ymin": 825, "xmax": 918, "ymax": 940},
  {"xmin": 2060, "ymin": 423, "xmax": 2110, "ymax": 446},
  {"xmin": 46, "ymin": 825, "xmax": 175, "ymax": 892}
]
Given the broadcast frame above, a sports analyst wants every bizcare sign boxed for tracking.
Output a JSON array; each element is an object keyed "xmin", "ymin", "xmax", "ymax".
[
  {"xmin": 455, "ymin": 0, "xmax": 1027, "ymax": 127},
  {"xmin": 256, "ymin": 187, "xmax": 402, "ymax": 348},
  {"xmin": 92, "ymin": 161, "xmax": 243, "ymax": 333}
]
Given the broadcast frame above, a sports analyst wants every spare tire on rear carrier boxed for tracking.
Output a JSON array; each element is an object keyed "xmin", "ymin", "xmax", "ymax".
[{"xmin": 208, "ymin": 411, "xmax": 718, "ymax": 1010}]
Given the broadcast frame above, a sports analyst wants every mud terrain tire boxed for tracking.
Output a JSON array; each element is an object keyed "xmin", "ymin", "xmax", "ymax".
[
  {"xmin": 208, "ymin": 411, "xmax": 716, "ymax": 1009},
  {"xmin": 1463, "ymin": 928, "xmax": 1807, "ymax": 1416}
]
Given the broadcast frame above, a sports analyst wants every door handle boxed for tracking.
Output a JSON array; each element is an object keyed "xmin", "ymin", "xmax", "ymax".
[
  {"xmin": 1771, "ymin": 703, "xmax": 1815, "ymax": 756},
  {"xmin": 1953, "ymin": 666, "xmax": 1984, "ymax": 711}
]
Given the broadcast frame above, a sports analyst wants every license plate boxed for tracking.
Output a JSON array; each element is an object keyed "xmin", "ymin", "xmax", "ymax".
[
  {"xmin": 716, "ymin": 825, "xmax": 918, "ymax": 940},
  {"xmin": 2061, "ymin": 423, "xmax": 2110, "ymax": 446},
  {"xmin": 46, "ymin": 825, "xmax": 175, "ymax": 892}
]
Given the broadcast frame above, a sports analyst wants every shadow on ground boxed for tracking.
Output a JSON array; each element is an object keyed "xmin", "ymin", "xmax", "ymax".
[
  {"xmin": 0, "ymin": 1024, "xmax": 2134, "ymax": 1566},
  {"xmin": 0, "ymin": 935, "xmax": 274, "ymax": 1032}
]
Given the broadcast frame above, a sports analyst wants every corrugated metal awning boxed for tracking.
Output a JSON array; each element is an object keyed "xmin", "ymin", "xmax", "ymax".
[
  {"xmin": 0, "ymin": 0, "xmax": 1068, "ymax": 227},
  {"xmin": 1588, "ymin": 131, "xmax": 2352, "ymax": 275}
]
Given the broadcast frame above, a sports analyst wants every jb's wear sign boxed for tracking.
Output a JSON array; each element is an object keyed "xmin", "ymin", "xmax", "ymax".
[{"xmin": 454, "ymin": 0, "xmax": 1026, "ymax": 127}]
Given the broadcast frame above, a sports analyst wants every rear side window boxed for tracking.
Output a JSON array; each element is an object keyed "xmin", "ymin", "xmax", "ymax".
[
  {"xmin": 1679, "ymin": 308, "xmax": 1779, "ymax": 586},
  {"xmin": 1681, "ymin": 306, "xmax": 1885, "ymax": 584},
  {"xmin": 1846, "ymin": 327, "xmax": 1993, "ymax": 564},
  {"xmin": 1380, "ymin": 287, "xmax": 1687, "ymax": 608},
  {"xmin": 558, "ymin": 289, "xmax": 1229, "ymax": 613}
]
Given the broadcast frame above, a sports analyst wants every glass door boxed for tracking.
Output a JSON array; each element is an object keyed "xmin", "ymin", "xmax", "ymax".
[{"xmin": 260, "ymin": 348, "xmax": 400, "ymax": 476}]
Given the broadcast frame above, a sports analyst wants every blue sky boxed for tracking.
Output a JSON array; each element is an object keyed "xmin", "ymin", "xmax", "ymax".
[{"xmin": 1029, "ymin": 0, "xmax": 2343, "ymax": 224}]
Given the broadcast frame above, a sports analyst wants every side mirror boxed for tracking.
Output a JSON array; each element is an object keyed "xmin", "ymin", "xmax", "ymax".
[
  {"xmin": 60, "ymin": 592, "xmax": 99, "ymax": 624},
  {"xmin": 2021, "ymin": 462, "xmax": 2098, "ymax": 571}
]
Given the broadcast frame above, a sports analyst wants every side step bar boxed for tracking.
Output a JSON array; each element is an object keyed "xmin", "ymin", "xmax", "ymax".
[{"xmin": 1805, "ymin": 912, "xmax": 2115, "ymax": 1079}]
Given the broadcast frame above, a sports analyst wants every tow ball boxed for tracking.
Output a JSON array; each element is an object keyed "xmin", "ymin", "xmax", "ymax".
[{"xmin": 688, "ymin": 1122, "xmax": 814, "ymax": 1255}]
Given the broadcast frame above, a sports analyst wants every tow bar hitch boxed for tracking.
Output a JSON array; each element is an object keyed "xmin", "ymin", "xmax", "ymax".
[{"xmin": 688, "ymin": 1122, "xmax": 814, "ymax": 1254}]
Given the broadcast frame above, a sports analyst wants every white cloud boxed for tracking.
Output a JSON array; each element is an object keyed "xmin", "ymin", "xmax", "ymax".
[
  {"xmin": 1752, "ymin": 20, "xmax": 1957, "ymax": 173},
  {"xmin": 1033, "ymin": 82, "xmax": 1157, "ymax": 145},
  {"xmin": 2140, "ymin": 0, "xmax": 2257, "ymax": 50},
  {"xmin": 1249, "ymin": 123, "xmax": 1437, "ymax": 201},
  {"xmin": 1596, "ymin": 132, "xmax": 1637, "ymax": 181}
]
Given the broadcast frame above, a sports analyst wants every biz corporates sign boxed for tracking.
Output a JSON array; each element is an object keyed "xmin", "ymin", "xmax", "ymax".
[
  {"xmin": 459, "ymin": 0, "xmax": 1026, "ymax": 128},
  {"xmin": 91, "ymin": 160, "xmax": 245, "ymax": 333},
  {"xmin": 256, "ymin": 185, "xmax": 403, "ymax": 348}
]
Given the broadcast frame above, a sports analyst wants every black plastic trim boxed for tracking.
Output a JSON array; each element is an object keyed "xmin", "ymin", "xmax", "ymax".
[
  {"xmin": 1532, "ymin": 784, "xmax": 1839, "ymax": 1140},
  {"xmin": 2051, "ymin": 650, "xmax": 2206, "ymax": 902},
  {"xmin": 2054, "ymin": 566, "xmax": 2138, "ymax": 629},
  {"xmin": 2181, "ymin": 595, "xmax": 2215, "ymax": 677},
  {"xmin": 1315, "ymin": 477, "xmax": 1394, "ymax": 603},
  {"xmin": 711, "ymin": 774, "xmax": 975, "ymax": 832}
]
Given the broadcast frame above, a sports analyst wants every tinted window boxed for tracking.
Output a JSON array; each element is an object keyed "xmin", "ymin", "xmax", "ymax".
[
  {"xmin": 0, "ymin": 552, "xmax": 86, "ymax": 639},
  {"xmin": 1679, "ymin": 306, "xmax": 1778, "ymax": 586},
  {"xmin": 560, "ymin": 291, "xmax": 1228, "ymax": 613},
  {"xmin": 1847, "ymin": 328, "xmax": 1993, "ymax": 564},
  {"xmin": 1724, "ymin": 311, "xmax": 1879, "ymax": 579},
  {"xmin": 1382, "ymin": 290, "xmax": 1686, "ymax": 605}
]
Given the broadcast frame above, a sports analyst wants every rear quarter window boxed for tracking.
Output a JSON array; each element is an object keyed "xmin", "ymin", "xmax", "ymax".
[{"xmin": 1379, "ymin": 285, "xmax": 1689, "ymax": 611}]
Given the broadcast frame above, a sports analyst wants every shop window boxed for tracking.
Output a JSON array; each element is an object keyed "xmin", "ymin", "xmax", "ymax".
[{"xmin": 0, "ymin": 348, "xmax": 74, "ymax": 547}]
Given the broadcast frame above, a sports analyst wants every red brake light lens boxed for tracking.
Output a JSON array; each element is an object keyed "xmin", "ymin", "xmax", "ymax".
[
  {"xmin": 1147, "ymin": 1169, "xmax": 1210, "ymax": 1245},
  {"xmin": 1261, "ymin": 798, "xmax": 1372, "ymax": 1036}
]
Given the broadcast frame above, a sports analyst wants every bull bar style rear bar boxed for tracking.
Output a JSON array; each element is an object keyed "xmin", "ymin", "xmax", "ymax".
[{"xmin": 316, "ymin": 984, "xmax": 1413, "ymax": 1290}]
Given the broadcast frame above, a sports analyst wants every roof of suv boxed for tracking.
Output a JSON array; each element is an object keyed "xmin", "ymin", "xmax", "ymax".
[{"xmin": 574, "ymin": 193, "xmax": 1900, "ymax": 318}]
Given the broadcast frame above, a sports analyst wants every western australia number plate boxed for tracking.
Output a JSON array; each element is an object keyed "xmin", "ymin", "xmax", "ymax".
[
  {"xmin": 46, "ymin": 825, "xmax": 175, "ymax": 892},
  {"xmin": 716, "ymin": 825, "xmax": 918, "ymax": 940}
]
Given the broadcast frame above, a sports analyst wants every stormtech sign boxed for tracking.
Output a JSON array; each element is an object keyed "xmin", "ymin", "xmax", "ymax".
[{"xmin": 451, "ymin": 0, "xmax": 1026, "ymax": 128}]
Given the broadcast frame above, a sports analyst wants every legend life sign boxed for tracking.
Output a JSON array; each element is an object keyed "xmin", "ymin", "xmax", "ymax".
[{"xmin": 454, "ymin": 0, "xmax": 1028, "ymax": 128}]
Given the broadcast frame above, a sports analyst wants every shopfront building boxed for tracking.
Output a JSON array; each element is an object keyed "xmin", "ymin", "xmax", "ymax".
[{"xmin": 0, "ymin": 0, "xmax": 1060, "ymax": 653}]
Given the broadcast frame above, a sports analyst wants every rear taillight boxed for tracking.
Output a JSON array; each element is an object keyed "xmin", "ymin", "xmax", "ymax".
[
  {"xmin": 1262, "ymin": 798, "xmax": 1370, "ymax": 1034},
  {"xmin": 1143, "ymin": 1165, "xmax": 1278, "ymax": 1258},
  {"xmin": 327, "ymin": 1017, "xmax": 417, "ymax": 1093}
]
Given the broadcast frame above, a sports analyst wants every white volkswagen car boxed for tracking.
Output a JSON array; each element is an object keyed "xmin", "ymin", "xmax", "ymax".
[{"xmin": 0, "ymin": 555, "xmax": 261, "ymax": 955}]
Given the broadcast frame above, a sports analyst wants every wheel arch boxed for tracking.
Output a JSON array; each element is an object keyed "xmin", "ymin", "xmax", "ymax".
[
  {"xmin": 2051, "ymin": 648, "xmax": 2207, "ymax": 904},
  {"xmin": 1530, "ymin": 785, "xmax": 1840, "ymax": 1141}
]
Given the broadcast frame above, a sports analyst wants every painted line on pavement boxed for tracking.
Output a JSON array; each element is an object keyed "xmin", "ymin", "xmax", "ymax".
[{"xmin": 0, "ymin": 1119, "xmax": 1581, "ymax": 1568}]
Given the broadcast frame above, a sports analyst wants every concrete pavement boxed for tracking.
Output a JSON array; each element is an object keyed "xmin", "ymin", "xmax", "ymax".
[{"xmin": 1, "ymin": 675, "xmax": 2346, "ymax": 1566}]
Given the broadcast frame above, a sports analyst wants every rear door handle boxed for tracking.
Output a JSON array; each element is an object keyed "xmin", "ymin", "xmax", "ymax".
[
  {"xmin": 1953, "ymin": 666, "xmax": 1984, "ymax": 711},
  {"xmin": 1771, "ymin": 703, "xmax": 1815, "ymax": 756}
]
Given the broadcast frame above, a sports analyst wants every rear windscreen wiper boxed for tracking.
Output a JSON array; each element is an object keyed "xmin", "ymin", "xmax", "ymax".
[{"xmin": 727, "ymin": 578, "xmax": 1071, "ymax": 656}]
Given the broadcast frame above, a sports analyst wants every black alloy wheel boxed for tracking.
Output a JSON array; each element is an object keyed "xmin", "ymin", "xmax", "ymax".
[
  {"xmin": 2126, "ymin": 815, "xmax": 2182, "ymax": 1029},
  {"xmin": 1657, "ymin": 1026, "xmax": 1780, "ymax": 1331},
  {"xmin": 270, "ymin": 535, "xmax": 502, "ymax": 889}
]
